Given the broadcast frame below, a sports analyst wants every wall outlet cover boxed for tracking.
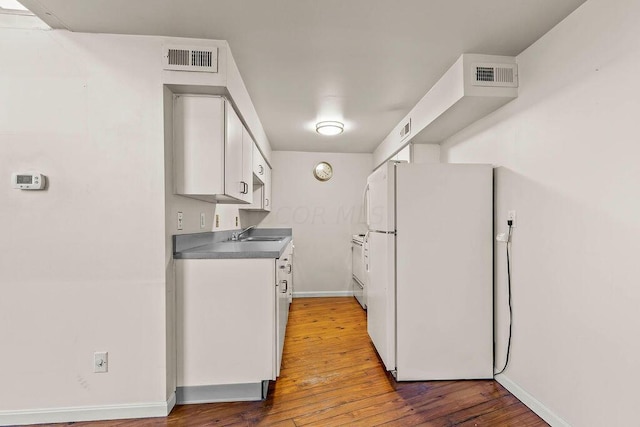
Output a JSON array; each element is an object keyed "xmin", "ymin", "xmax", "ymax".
[
  {"xmin": 177, "ymin": 212, "xmax": 184, "ymax": 230},
  {"xmin": 94, "ymin": 351, "xmax": 108, "ymax": 373}
]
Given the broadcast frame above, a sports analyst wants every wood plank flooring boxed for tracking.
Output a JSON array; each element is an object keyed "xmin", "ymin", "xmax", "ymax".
[{"xmin": 34, "ymin": 297, "xmax": 547, "ymax": 427}]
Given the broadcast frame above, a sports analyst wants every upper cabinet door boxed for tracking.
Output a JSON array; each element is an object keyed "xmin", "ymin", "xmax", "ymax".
[
  {"xmin": 173, "ymin": 95, "xmax": 225, "ymax": 202},
  {"xmin": 240, "ymin": 126, "xmax": 254, "ymax": 204},
  {"xmin": 253, "ymin": 143, "xmax": 266, "ymax": 185},
  {"xmin": 264, "ymin": 165, "xmax": 272, "ymax": 212},
  {"xmin": 224, "ymin": 101, "xmax": 246, "ymax": 202},
  {"xmin": 239, "ymin": 161, "xmax": 271, "ymax": 212}
]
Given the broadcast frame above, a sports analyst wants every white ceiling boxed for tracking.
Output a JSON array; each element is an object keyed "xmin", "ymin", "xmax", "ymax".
[{"xmin": 21, "ymin": 0, "xmax": 586, "ymax": 153}]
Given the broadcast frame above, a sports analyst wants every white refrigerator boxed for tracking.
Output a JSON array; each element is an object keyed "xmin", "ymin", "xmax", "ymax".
[{"xmin": 365, "ymin": 161, "xmax": 493, "ymax": 380}]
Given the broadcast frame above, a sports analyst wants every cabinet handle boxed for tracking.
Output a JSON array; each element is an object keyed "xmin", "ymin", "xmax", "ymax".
[
  {"xmin": 281, "ymin": 280, "xmax": 288, "ymax": 293},
  {"xmin": 265, "ymin": 198, "xmax": 269, "ymax": 207},
  {"xmin": 259, "ymin": 165, "xmax": 264, "ymax": 175},
  {"xmin": 287, "ymin": 264, "xmax": 292, "ymax": 274},
  {"xmin": 240, "ymin": 181, "xmax": 249, "ymax": 194}
]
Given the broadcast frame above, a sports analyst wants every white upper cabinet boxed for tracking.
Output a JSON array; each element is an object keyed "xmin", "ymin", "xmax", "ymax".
[
  {"xmin": 173, "ymin": 94, "xmax": 252, "ymax": 204},
  {"xmin": 242, "ymin": 163, "xmax": 271, "ymax": 212},
  {"xmin": 224, "ymin": 100, "xmax": 245, "ymax": 201},
  {"xmin": 236, "ymin": 117, "xmax": 253, "ymax": 204},
  {"xmin": 252, "ymin": 143, "xmax": 268, "ymax": 185},
  {"xmin": 241, "ymin": 142, "xmax": 272, "ymax": 212},
  {"xmin": 263, "ymin": 164, "xmax": 272, "ymax": 212}
]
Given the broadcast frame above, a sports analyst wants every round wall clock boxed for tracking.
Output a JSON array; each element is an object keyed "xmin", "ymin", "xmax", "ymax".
[{"xmin": 313, "ymin": 161, "xmax": 333, "ymax": 182}]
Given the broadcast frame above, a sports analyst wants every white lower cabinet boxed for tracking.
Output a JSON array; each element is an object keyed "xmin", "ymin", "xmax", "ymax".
[
  {"xmin": 275, "ymin": 245, "xmax": 293, "ymax": 377},
  {"xmin": 175, "ymin": 241, "xmax": 293, "ymax": 403}
]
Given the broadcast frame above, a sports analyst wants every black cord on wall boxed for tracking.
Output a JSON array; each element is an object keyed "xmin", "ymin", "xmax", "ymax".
[{"xmin": 495, "ymin": 221, "xmax": 513, "ymax": 376}]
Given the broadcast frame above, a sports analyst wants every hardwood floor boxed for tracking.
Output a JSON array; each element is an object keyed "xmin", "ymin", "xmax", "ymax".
[{"xmin": 35, "ymin": 297, "xmax": 547, "ymax": 426}]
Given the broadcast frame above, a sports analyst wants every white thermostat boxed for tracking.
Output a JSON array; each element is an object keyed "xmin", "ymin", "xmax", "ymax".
[{"xmin": 12, "ymin": 172, "xmax": 46, "ymax": 190}]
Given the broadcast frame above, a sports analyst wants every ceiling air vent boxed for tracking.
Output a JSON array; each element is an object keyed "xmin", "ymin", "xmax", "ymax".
[
  {"xmin": 472, "ymin": 63, "xmax": 518, "ymax": 88},
  {"xmin": 163, "ymin": 45, "xmax": 218, "ymax": 73}
]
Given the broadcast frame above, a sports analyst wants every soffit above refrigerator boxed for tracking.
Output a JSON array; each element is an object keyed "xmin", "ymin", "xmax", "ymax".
[{"xmin": 373, "ymin": 54, "xmax": 518, "ymax": 168}]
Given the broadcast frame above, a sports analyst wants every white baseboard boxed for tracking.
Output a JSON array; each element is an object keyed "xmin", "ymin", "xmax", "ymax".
[
  {"xmin": 167, "ymin": 391, "xmax": 176, "ymax": 414},
  {"xmin": 0, "ymin": 392, "xmax": 176, "ymax": 426},
  {"xmin": 176, "ymin": 383, "xmax": 264, "ymax": 404},
  {"xmin": 293, "ymin": 291, "xmax": 353, "ymax": 298},
  {"xmin": 496, "ymin": 374, "xmax": 570, "ymax": 427}
]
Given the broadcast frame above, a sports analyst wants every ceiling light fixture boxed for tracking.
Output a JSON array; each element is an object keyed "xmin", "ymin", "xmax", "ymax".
[{"xmin": 316, "ymin": 121, "xmax": 344, "ymax": 136}]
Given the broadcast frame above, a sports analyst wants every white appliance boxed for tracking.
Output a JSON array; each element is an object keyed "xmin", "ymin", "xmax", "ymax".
[
  {"xmin": 351, "ymin": 234, "xmax": 366, "ymax": 309},
  {"xmin": 365, "ymin": 161, "xmax": 493, "ymax": 380}
]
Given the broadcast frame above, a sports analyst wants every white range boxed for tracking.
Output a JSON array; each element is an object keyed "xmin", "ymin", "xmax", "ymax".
[{"xmin": 351, "ymin": 234, "xmax": 367, "ymax": 309}]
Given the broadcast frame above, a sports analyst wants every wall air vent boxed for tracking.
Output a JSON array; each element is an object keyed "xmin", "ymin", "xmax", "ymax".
[
  {"xmin": 163, "ymin": 45, "xmax": 218, "ymax": 73},
  {"xmin": 472, "ymin": 63, "xmax": 518, "ymax": 88},
  {"xmin": 399, "ymin": 118, "xmax": 411, "ymax": 141}
]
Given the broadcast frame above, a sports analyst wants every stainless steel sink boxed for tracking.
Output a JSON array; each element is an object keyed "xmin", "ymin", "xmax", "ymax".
[{"xmin": 238, "ymin": 236, "xmax": 284, "ymax": 242}]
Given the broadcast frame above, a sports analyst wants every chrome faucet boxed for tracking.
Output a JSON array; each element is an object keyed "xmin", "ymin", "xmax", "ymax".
[{"xmin": 231, "ymin": 225, "xmax": 255, "ymax": 241}]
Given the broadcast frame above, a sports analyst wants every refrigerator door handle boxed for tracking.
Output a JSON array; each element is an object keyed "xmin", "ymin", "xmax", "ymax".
[{"xmin": 363, "ymin": 184, "xmax": 370, "ymax": 227}]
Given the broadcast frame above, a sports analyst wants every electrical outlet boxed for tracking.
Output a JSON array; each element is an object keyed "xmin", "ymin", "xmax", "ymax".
[
  {"xmin": 200, "ymin": 212, "xmax": 206, "ymax": 229},
  {"xmin": 215, "ymin": 214, "xmax": 220, "ymax": 228},
  {"xmin": 177, "ymin": 212, "xmax": 184, "ymax": 230},
  {"xmin": 507, "ymin": 210, "xmax": 517, "ymax": 228},
  {"xmin": 94, "ymin": 351, "xmax": 108, "ymax": 373},
  {"xmin": 235, "ymin": 216, "xmax": 239, "ymax": 227}
]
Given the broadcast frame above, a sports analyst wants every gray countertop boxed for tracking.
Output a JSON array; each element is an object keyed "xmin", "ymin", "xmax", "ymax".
[{"xmin": 173, "ymin": 228, "xmax": 293, "ymax": 259}]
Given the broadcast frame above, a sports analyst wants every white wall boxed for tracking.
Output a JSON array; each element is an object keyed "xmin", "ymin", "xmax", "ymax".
[
  {"xmin": 257, "ymin": 151, "xmax": 372, "ymax": 295},
  {"xmin": 0, "ymin": 15, "xmax": 269, "ymax": 422},
  {"xmin": 411, "ymin": 144, "xmax": 440, "ymax": 164},
  {"xmin": 440, "ymin": 0, "xmax": 640, "ymax": 425},
  {"xmin": 0, "ymin": 23, "xmax": 168, "ymax": 414}
]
